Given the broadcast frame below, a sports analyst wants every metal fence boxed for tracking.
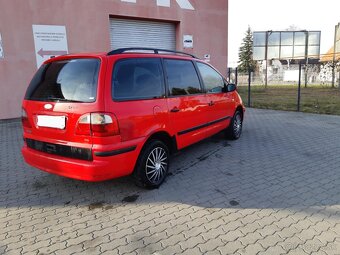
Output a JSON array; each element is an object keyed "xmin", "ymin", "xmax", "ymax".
[{"xmin": 228, "ymin": 57, "xmax": 340, "ymax": 115}]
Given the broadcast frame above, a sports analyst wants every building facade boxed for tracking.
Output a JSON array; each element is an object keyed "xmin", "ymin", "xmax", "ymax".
[{"xmin": 0, "ymin": 0, "xmax": 228, "ymax": 119}]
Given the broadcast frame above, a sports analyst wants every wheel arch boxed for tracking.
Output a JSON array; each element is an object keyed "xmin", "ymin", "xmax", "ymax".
[
  {"xmin": 133, "ymin": 131, "xmax": 174, "ymax": 188},
  {"xmin": 235, "ymin": 105, "xmax": 244, "ymax": 120}
]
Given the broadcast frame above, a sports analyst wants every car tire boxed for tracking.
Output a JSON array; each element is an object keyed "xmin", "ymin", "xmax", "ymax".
[
  {"xmin": 133, "ymin": 140, "xmax": 170, "ymax": 189},
  {"xmin": 226, "ymin": 110, "xmax": 243, "ymax": 140}
]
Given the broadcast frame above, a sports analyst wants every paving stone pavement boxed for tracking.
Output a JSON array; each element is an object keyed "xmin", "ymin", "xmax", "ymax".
[{"xmin": 0, "ymin": 108, "xmax": 340, "ymax": 255}]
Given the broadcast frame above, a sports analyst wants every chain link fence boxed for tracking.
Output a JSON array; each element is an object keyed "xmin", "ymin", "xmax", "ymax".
[{"xmin": 229, "ymin": 57, "xmax": 340, "ymax": 115}]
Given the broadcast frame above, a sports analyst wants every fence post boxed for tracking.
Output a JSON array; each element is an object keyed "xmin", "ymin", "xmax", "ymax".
[
  {"xmin": 297, "ymin": 61, "xmax": 302, "ymax": 112},
  {"xmin": 304, "ymin": 31, "xmax": 309, "ymax": 88},
  {"xmin": 235, "ymin": 68, "xmax": 238, "ymax": 86},
  {"xmin": 248, "ymin": 68, "xmax": 251, "ymax": 107},
  {"xmin": 332, "ymin": 24, "xmax": 337, "ymax": 88},
  {"xmin": 265, "ymin": 31, "xmax": 269, "ymax": 88}
]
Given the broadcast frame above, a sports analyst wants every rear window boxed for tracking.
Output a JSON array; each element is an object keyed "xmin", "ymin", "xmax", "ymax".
[{"xmin": 25, "ymin": 58, "xmax": 100, "ymax": 103}]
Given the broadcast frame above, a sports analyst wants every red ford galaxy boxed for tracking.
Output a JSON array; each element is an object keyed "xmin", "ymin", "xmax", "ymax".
[{"xmin": 22, "ymin": 48, "xmax": 245, "ymax": 188}]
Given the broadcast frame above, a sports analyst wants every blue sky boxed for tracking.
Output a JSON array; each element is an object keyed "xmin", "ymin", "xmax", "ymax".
[{"xmin": 228, "ymin": 0, "xmax": 340, "ymax": 67}]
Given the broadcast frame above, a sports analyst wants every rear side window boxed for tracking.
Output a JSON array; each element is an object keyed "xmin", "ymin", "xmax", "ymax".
[
  {"xmin": 196, "ymin": 62, "xmax": 224, "ymax": 93},
  {"xmin": 25, "ymin": 59, "xmax": 100, "ymax": 103},
  {"xmin": 112, "ymin": 58, "xmax": 164, "ymax": 100},
  {"xmin": 164, "ymin": 59, "xmax": 202, "ymax": 96}
]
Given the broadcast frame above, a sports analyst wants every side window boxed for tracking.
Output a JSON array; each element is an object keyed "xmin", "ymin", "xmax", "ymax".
[
  {"xmin": 112, "ymin": 58, "xmax": 164, "ymax": 100},
  {"xmin": 164, "ymin": 59, "xmax": 202, "ymax": 96},
  {"xmin": 196, "ymin": 62, "xmax": 224, "ymax": 93}
]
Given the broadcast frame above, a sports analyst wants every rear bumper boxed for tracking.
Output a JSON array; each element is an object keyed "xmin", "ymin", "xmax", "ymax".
[{"xmin": 22, "ymin": 143, "xmax": 141, "ymax": 182}]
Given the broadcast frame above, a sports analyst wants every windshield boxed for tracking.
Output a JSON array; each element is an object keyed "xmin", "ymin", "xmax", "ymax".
[{"xmin": 25, "ymin": 58, "xmax": 100, "ymax": 103}]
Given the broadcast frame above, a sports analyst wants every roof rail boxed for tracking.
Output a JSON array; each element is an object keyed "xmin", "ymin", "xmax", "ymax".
[{"xmin": 107, "ymin": 47, "xmax": 197, "ymax": 58}]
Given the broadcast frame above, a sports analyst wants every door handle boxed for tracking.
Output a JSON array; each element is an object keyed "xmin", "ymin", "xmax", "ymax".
[
  {"xmin": 208, "ymin": 101, "xmax": 215, "ymax": 106},
  {"xmin": 170, "ymin": 107, "xmax": 180, "ymax": 113}
]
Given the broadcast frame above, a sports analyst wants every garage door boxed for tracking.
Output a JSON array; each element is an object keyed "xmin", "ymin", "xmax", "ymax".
[{"xmin": 109, "ymin": 18, "xmax": 176, "ymax": 50}]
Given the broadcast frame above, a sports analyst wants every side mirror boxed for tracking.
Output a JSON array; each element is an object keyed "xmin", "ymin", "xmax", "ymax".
[{"xmin": 223, "ymin": 83, "xmax": 236, "ymax": 93}]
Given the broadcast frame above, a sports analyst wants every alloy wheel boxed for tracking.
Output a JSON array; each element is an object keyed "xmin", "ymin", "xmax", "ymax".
[{"xmin": 145, "ymin": 146, "xmax": 168, "ymax": 184}]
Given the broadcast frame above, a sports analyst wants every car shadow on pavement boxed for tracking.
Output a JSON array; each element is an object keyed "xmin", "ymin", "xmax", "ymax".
[
  {"xmin": 2, "ymin": 109, "xmax": 340, "ymax": 255},
  {"xmin": 1, "ymin": 110, "xmax": 340, "ymax": 219}
]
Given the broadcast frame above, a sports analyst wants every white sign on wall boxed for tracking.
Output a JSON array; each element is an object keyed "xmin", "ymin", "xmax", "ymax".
[
  {"xmin": 183, "ymin": 35, "xmax": 193, "ymax": 48},
  {"xmin": 32, "ymin": 25, "xmax": 69, "ymax": 68},
  {"xmin": 204, "ymin": 54, "xmax": 211, "ymax": 63},
  {"xmin": 0, "ymin": 33, "xmax": 4, "ymax": 59}
]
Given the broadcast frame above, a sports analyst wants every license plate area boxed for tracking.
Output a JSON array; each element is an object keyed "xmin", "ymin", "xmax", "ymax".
[{"xmin": 37, "ymin": 115, "xmax": 66, "ymax": 129}]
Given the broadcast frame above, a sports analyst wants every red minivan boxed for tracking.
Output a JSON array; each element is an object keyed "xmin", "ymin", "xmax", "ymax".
[{"xmin": 22, "ymin": 48, "xmax": 245, "ymax": 188}]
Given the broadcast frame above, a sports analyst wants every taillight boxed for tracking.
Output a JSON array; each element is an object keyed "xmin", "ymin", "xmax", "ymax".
[
  {"xmin": 76, "ymin": 113, "xmax": 119, "ymax": 137},
  {"xmin": 76, "ymin": 114, "xmax": 91, "ymax": 135},
  {"xmin": 21, "ymin": 108, "xmax": 32, "ymax": 128}
]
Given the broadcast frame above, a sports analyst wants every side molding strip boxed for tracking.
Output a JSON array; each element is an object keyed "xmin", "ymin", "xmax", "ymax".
[
  {"xmin": 95, "ymin": 146, "xmax": 137, "ymax": 157},
  {"xmin": 178, "ymin": 116, "xmax": 231, "ymax": 136}
]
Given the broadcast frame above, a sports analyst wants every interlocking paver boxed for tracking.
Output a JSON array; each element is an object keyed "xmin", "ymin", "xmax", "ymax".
[
  {"xmin": 238, "ymin": 242, "xmax": 265, "ymax": 255},
  {"xmin": 200, "ymin": 225, "xmax": 225, "ymax": 240},
  {"xmin": 1, "ymin": 109, "xmax": 340, "ymax": 254},
  {"xmin": 157, "ymin": 243, "xmax": 183, "ymax": 254},
  {"xmin": 136, "ymin": 242, "xmax": 163, "ymax": 255},
  {"xmin": 100, "ymin": 237, "xmax": 128, "ymax": 252},
  {"xmin": 217, "ymin": 240, "xmax": 243, "ymax": 255},
  {"xmin": 100, "ymin": 250, "xmax": 119, "ymax": 255},
  {"xmin": 82, "ymin": 236, "xmax": 110, "ymax": 250},
  {"xmin": 257, "ymin": 233, "xmax": 284, "ymax": 249},
  {"xmin": 257, "ymin": 245, "xmax": 286, "ymax": 255},
  {"xmin": 78, "ymin": 246, "xmax": 100, "ymax": 254},
  {"xmin": 315, "ymin": 230, "xmax": 338, "ymax": 245},
  {"xmin": 239, "ymin": 222, "xmax": 262, "ymax": 235},
  {"xmin": 117, "ymin": 239, "xmax": 144, "ymax": 254},
  {"xmin": 165, "ymin": 222, "xmax": 188, "ymax": 236},
  {"xmin": 54, "ymin": 244, "xmax": 83, "ymax": 254},
  {"xmin": 0, "ymin": 245, "xmax": 7, "ymax": 255},
  {"xmin": 21, "ymin": 239, "xmax": 50, "ymax": 254},
  {"xmin": 219, "ymin": 229, "xmax": 244, "ymax": 243},
  {"xmin": 205, "ymin": 250, "xmax": 222, "ymax": 255},
  {"xmin": 255, "ymin": 224, "xmax": 282, "ymax": 237},
  {"xmin": 38, "ymin": 240, "xmax": 67, "ymax": 254},
  {"xmin": 237, "ymin": 231, "xmax": 263, "ymax": 247},
  {"xmin": 179, "ymin": 235, "xmax": 205, "ymax": 250},
  {"xmin": 197, "ymin": 238, "xmax": 224, "ymax": 253},
  {"xmin": 108, "ymin": 228, "xmax": 134, "ymax": 240},
  {"xmin": 277, "ymin": 225, "xmax": 301, "ymax": 239}
]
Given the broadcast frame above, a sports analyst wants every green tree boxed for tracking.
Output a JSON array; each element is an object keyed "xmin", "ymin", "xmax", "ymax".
[{"xmin": 238, "ymin": 26, "xmax": 257, "ymax": 73}]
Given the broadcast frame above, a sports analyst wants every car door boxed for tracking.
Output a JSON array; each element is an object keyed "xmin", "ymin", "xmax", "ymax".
[
  {"xmin": 106, "ymin": 57, "xmax": 169, "ymax": 142},
  {"xmin": 164, "ymin": 58, "xmax": 210, "ymax": 149},
  {"xmin": 196, "ymin": 61, "xmax": 235, "ymax": 137}
]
